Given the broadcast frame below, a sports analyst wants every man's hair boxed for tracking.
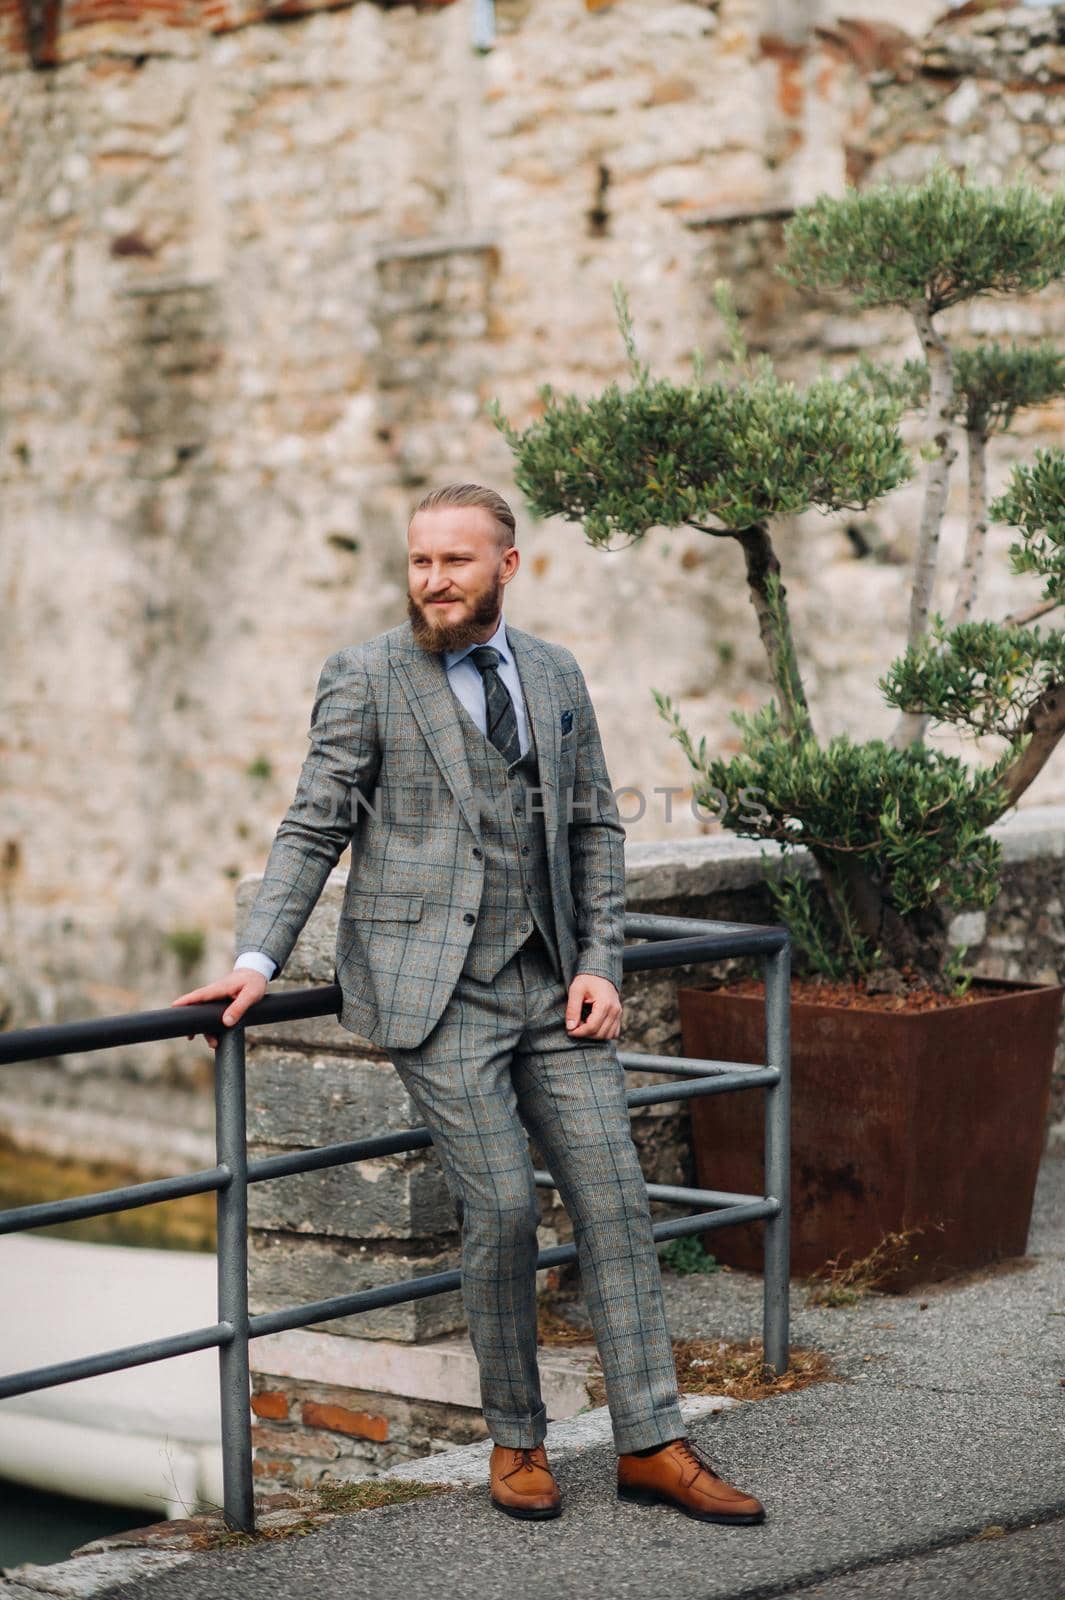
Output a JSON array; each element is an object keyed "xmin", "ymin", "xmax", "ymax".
[{"xmin": 409, "ymin": 483, "xmax": 516, "ymax": 548}]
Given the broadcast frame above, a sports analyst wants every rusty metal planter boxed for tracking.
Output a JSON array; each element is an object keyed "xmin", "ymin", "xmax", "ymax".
[{"xmin": 679, "ymin": 977, "xmax": 1065, "ymax": 1286}]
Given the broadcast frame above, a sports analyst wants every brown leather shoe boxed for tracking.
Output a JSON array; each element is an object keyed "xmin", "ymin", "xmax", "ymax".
[
  {"xmin": 617, "ymin": 1436, "xmax": 766, "ymax": 1525},
  {"xmin": 489, "ymin": 1442, "xmax": 562, "ymax": 1520}
]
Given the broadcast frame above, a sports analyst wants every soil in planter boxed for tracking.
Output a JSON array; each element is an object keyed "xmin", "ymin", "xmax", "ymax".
[{"xmin": 720, "ymin": 974, "xmax": 985, "ymax": 1012}]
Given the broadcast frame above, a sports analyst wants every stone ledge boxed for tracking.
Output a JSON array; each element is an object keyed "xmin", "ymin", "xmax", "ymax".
[
  {"xmin": 378, "ymin": 1393, "xmax": 743, "ymax": 1485},
  {"xmin": 624, "ymin": 803, "xmax": 1065, "ymax": 900},
  {"xmin": 251, "ymin": 1327, "xmax": 600, "ymax": 1420},
  {"xmin": 238, "ymin": 804, "xmax": 1065, "ymax": 929},
  {"xmin": 0, "ymin": 1549, "xmax": 192, "ymax": 1599}
]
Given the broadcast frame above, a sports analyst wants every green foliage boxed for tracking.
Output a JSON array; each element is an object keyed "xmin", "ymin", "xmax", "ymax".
[
  {"xmin": 494, "ymin": 162, "xmax": 1065, "ymax": 988},
  {"xmin": 781, "ymin": 163, "xmax": 1065, "ymax": 315},
  {"xmin": 849, "ymin": 341, "xmax": 1065, "ymax": 435},
  {"xmin": 942, "ymin": 944, "xmax": 974, "ymax": 997},
  {"xmin": 760, "ymin": 863, "xmax": 869, "ymax": 982},
  {"xmin": 167, "ymin": 927, "xmax": 206, "ymax": 976},
  {"xmin": 992, "ymin": 447, "xmax": 1065, "ymax": 605},
  {"xmin": 655, "ymin": 689, "xmax": 1008, "ymax": 925},
  {"xmin": 659, "ymin": 1235, "xmax": 719, "ymax": 1275},
  {"xmin": 246, "ymin": 755, "xmax": 273, "ymax": 780},
  {"xmin": 488, "ymin": 297, "xmax": 911, "ymax": 545},
  {"xmin": 880, "ymin": 615, "xmax": 1065, "ymax": 740}
]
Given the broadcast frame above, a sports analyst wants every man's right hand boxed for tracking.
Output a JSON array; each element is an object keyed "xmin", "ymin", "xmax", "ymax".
[{"xmin": 170, "ymin": 968, "xmax": 268, "ymax": 1050}]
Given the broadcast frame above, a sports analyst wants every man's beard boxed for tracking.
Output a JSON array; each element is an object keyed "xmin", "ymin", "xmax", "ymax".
[{"xmin": 407, "ymin": 579, "xmax": 503, "ymax": 653}]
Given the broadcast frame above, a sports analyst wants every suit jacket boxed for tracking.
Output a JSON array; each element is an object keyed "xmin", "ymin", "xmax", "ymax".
[{"xmin": 237, "ymin": 618, "xmax": 626, "ymax": 1049}]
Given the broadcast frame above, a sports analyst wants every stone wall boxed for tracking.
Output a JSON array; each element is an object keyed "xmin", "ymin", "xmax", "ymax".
[{"xmin": 5, "ymin": 1, "xmax": 1065, "ymax": 1162}]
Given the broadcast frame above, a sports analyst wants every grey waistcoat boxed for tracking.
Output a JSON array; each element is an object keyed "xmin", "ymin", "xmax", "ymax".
[{"xmin": 455, "ymin": 699, "xmax": 561, "ymax": 983}]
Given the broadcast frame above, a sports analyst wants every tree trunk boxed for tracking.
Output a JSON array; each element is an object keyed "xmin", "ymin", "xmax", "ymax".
[
  {"xmin": 900, "ymin": 426, "xmax": 990, "ymax": 747},
  {"xmin": 731, "ymin": 522, "xmax": 816, "ymax": 746},
  {"xmin": 891, "ymin": 299, "xmax": 957, "ymax": 751},
  {"xmin": 811, "ymin": 848, "xmax": 952, "ymax": 993},
  {"xmin": 996, "ymin": 680, "xmax": 1065, "ymax": 810},
  {"xmin": 947, "ymin": 426, "xmax": 989, "ymax": 629}
]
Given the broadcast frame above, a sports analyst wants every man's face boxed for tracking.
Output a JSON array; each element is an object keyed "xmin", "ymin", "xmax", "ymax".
[{"xmin": 406, "ymin": 506, "xmax": 520, "ymax": 652}]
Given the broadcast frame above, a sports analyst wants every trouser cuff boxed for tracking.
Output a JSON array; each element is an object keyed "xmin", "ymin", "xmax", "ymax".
[
  {"xmin": 612, "ymin": 1405, "xmax": 688, "ymax": 1456},
  {"xmin": 484, "ymin": 1401, "xmax": 548, "ymax": 1449}
]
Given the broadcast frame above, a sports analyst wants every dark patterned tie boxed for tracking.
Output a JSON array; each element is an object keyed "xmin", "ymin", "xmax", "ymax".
[{"xmin": 469, "ymin": 646, "xmax": 523, "ymax": 766}]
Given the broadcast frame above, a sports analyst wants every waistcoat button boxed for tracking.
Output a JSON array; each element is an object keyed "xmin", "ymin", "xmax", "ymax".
[{"xmin": 462, "ymin": 912, "xmax": 476, "ymax": 925}]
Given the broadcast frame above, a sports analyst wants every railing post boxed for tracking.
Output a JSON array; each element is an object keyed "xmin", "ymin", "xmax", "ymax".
[
  {"xmin": 762, "ymin": 938, "xmax": 791, "ymax": 1376},
  {"xmin": 214, "ymin": 1024, "xmax": 255, "ymax": 1533}
]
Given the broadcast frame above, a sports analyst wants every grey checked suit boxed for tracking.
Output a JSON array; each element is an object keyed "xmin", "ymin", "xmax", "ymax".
[
  {"xmin": 238, "ymin": 619, "xmax": 625, "ymax": 1049},
  {"xmin": 238, "ymin": 618, "xmax": 687, "ymax": 1453}
]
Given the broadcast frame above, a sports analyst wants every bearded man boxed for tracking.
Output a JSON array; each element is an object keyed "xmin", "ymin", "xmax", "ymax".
[{"xmin": 173, "ymin": 482, "xmax": 765, "ymax": 1527}]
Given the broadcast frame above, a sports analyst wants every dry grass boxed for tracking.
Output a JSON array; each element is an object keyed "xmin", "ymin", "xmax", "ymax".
[
  {"xmin": 537, "ymin": 1289, "xmax": 596, "ymax": 1347},
  {"xmin": 189, "ymin": 1518, "xmax": 320, "ymax": 1551},
  {"xmin": 585, "ymin": 1335, "xmax": 838, "ymax": 1408},
  {"xmin": 805, "ymin": 1224, "xmax": 943, "ymax": 1307},
  {"xmin": 315, "ymin": 1478, "xmax": 451, "ymax": 1515},
  {"xmin": 186, "ymin": 1479, "xmax": 452, "ymax": 1550}
]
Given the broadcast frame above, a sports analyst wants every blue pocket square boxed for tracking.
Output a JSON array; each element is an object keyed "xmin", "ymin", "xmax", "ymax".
[{"xmin": 560, "ymin": 709, "xmax": 574, "ymax": 734}]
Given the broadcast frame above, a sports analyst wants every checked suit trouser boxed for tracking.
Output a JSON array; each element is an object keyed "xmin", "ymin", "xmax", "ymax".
[{"xmin": 387, "ymin": 922, "xmax": 689, "ymax": 1456}]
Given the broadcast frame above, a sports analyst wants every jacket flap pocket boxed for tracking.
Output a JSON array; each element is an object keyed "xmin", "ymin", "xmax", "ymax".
[{"xmin": 345, "ymin": 892, "xmax": 423, "ymax": 922}]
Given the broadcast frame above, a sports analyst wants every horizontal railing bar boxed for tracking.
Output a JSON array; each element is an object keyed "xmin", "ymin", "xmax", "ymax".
[
  {"xmin": 0, "ymin": 990, "xmax": 345, "ymax": 1065},
  {"xmin": 626, "ymin": 1070, "xmax": 778, "ymax": 1105},
  {"xmin": 652, "ymin": 1200, "xmax": 779, "ymax": 1234},
  {"xmin": 624, "ymin": 913, "xmax": 788, "ymax": 946},
  {"xmin": 623, "ymin": 931, "xmax": 787, "ymax": 968},
  {"xmin": 3, "ymin": 1198, "xmax": 784, "ymax": 1394},
  {"xmin": 618, "ymin": 1051, "xmax": 767, "ymax": 1077},
  {"xmin": 531, "ymin": 1171, "xmax": 763, "ymax": 1210},
  {"xmin": 247, "ymin": 1202, "xmax": 778, "ymax": 1340},
  {"xmin": 0, "ymin": 1165, "xmax": 231, "ymax": 1236},
  {"xmin": 0, "ymin": 1322, "xmax": 233, "ymax": 1401},
  {"xmin": 249, "ymin": 1076, "xmax": 778, "ymax": 1183},
  {"xmin": 248, "ymin": 1129, "xmax": 433, "ymax": 1182},
  {"xmin": 2, "ymin": 1074, "xmax": 775, "ymax": 1235},
  {"xmin": 0, "ymin": 921, "xmax": 785, "ymax": 1067}
]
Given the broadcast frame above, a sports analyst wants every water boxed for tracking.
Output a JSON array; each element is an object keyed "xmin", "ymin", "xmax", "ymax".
[{"xmin": 0, "ymin": 1476, "xmax": 160, "ymax": 1570}]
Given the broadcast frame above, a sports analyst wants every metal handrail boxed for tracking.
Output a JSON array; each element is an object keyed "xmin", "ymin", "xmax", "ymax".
[{"xmin": 0, "ymin": 913, "xmax": 790, "ymax": 1534}]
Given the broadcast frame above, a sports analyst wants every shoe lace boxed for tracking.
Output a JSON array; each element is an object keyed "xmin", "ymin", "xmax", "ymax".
[
  {"xmin": 502, "ymin": 1446, "xmax": 543, "ymax": 1478},
  {"xmin": 674, "ymin": 1437, "xmax": 721, "ymax": 1480}
]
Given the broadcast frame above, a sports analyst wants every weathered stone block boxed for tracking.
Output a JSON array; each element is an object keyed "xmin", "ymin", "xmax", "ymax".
[
  {"xmin": 248, "ymin": 1009, "xmax": 382, "ymax": 1055},
  {"xmin": 248, "ymin": 1229, "xmax": 466, "ymax": 1341},
  {"xmin": 246, "ymin": 1048, "xmax": 417, "ymax": 1148},
  {"xmin": 247, "ymin": 1144, "xmax": 454, "ymax": 1238}
]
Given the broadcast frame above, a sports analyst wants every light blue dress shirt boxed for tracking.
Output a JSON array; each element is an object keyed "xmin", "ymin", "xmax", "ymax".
[
  {"xmin": 235, "ymin": 612, "xmax": 529, "ymax": 983},
  {"xmin": 441, "ymin": 612, "xmax": 530, "ymax": 757}
]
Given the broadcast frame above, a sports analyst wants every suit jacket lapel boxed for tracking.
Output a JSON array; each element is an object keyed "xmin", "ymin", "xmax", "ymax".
[
  {"xmin": 392, "ymin": 619, "xmax": 562, "ymax": 843},
  {"xmin": 391, "ymin": 625, "xmax": 482, "ymax": 840},
  {"xmin": 507, "ymin": 626, "xmax": 561, "ymax": 842}
]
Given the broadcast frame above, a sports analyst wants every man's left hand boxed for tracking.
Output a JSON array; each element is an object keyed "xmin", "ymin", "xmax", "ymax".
[{"xmin": 566, "ymin": 974, "xmax": 622, "ymax": 1040}]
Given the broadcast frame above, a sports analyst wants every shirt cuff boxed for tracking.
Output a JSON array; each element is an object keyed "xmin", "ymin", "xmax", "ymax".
[{"xmin": 234, "ymin": 951, "xmax": 276, "ymax": 982}]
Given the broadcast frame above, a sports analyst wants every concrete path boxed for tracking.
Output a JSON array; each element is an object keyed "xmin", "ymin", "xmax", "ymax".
[{"xmin": 8, "ymin": 1153, "xmax": 1065, "ymax": 1600}]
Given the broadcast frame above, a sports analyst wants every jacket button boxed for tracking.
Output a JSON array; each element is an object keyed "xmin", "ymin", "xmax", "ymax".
[
  {"xmin": 472, "ymin": 847, "xmax": 483, "ymax": 859},
  {"xmin": 463, "ymin": 912, "xmax": 476, "ymax": 924},
  {"xmin": 521, "ymin": 844, "xmax": 530, "ymax": 855}
]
